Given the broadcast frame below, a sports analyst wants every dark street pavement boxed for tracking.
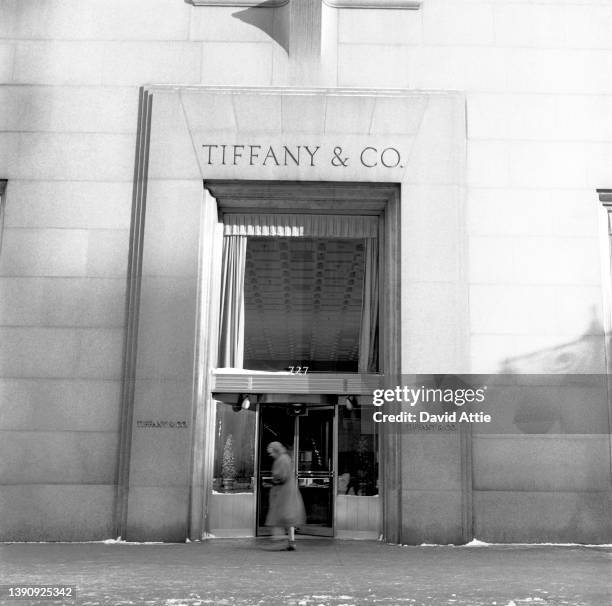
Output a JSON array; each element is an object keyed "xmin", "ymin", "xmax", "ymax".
[{"xmin": 1, "ymin": 539, "xmax": 610, "ymax": 606}]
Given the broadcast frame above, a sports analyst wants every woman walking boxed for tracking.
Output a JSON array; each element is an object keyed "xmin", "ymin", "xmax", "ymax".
[{"xmin": 265, "ymin": 441, "xmax": 306, "ymax": 551}]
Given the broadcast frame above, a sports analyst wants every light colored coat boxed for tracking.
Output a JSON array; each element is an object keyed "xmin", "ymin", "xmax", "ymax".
[{"xmin": 265, "ymin": 453, "xmax": 306, "ymax": 528}]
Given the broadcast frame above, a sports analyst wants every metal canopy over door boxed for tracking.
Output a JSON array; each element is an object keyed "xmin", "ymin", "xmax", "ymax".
[{"xmin": 257, "ymin": 404, "xmax": 336, "ymax": 537}]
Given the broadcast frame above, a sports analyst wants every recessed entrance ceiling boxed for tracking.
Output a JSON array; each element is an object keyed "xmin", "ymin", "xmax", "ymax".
[{"xmin": 244, "ymin": 237, "xmax": 365, "ymax": 371}]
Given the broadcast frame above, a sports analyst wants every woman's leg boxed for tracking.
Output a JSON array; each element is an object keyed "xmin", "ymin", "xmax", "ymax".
[{"xmin": 287, "ymin": 526, "xmax": 296, "ymax": 550}]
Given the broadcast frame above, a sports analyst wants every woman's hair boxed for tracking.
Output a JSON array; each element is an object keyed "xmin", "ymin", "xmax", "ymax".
[{"xmin": 267, "ymin": 441, "xmax": 287, "ymax": 455}]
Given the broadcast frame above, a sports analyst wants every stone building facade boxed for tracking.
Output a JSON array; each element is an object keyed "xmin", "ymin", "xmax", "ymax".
[{"xmin": 0, "ymin": 0, "xmax": 611, "ymax": 544}]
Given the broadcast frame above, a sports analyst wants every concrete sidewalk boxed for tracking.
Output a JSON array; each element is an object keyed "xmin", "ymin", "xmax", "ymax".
[{"xmin": 1, "ymin": 539, "xmax": 610, "ymax": 606}]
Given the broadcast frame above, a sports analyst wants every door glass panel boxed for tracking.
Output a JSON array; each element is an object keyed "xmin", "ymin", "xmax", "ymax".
[
  {"xmin": 244, "ymin": 238, "xmax": 367, "ymax": 372},
  {"xmin": 297, "ymin": 408, "xmax": 332, "ymax": 473},
  {"xmin": 337, "ymin": 398, "xmax": 378, "ymax": 496},
  {"xmin": 257, "ymin": 406, "xmax": 296, "ymax": 531},
  {"xmin": 258, "ymin": 406, "xmax": 295, "ymax": 475},
  {"xmin": 296, "ymin": 407, "xmax": 334, "ymax": 534},
  {"xmin": 257, "ymin": 405, "xmax": 335, "ymax": 537}
]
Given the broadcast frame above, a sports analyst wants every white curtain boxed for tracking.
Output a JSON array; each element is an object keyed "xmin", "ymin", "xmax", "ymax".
[
  {"xmin": 358, "ymin": 238, "xmax": 379, "ymax": 373},
  {"xmin": 217, "ymin": 235, "xmax": 247, "ymax": 368}
]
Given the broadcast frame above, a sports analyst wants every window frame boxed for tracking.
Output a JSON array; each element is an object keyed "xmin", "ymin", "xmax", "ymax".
[
  {"xmin": 204, "ymin": 180, "xmax": 400, "ymax": 399},
  {"xmin": 0, "ymin": 180, "xmax": 7, "ymax": 254}
]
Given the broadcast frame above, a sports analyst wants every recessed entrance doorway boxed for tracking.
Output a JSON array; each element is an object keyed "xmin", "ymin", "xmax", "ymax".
[
  {"xmin": 257, "ymin": 404, "xmax": 335, "ymax": 537},
  {"xmin": 203, "ymin": 181, "xmax": 401, "ymax": 541}
]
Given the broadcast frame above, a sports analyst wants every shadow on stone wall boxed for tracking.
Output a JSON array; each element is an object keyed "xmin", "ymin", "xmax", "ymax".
[{"xmin": 233, "ymin": 1, "xmax": 289, "ymax": 54}]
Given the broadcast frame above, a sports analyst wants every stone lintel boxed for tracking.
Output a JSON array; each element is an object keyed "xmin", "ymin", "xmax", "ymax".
[
  {"xmin": 323, "ymin": 0, "xmax": 421, "ymax": 8},
  {"xmin": 597, "ymin": 189, "xmax": 612, "ymax": 205},
  {"xmin": 185, "ymin": 0, "xmax": 288, "ymax": 7},
  {"xmin": 186, "ymin": 0, "xmax": 422, "ymax": 8}
]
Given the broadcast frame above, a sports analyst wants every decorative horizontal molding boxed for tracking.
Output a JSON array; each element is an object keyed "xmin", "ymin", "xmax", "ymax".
[
  {"xmin": 597, "ymin": 190, "xmax": 612, "ymax": 234},
  {"xmin": 597, "ymin": 189, "xmax": 612, "ymax": 205},
  {"xmin": 323, "ymin": 0, "xmax": 421, "ymax": 9},
  {"xmin": 186, "ymin": 0, "xmax": 420, "ymax": 7},
  {"xmin": 186, "ymin": 0, "xmax": 288, "ymax": 6},
  {"xmin": 212, "ymin": 371, "xmax": 383, "ymax": 395},
  {"xmin": 206, "ymin": 180, "xmax": 396, "ymax": 214}
]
